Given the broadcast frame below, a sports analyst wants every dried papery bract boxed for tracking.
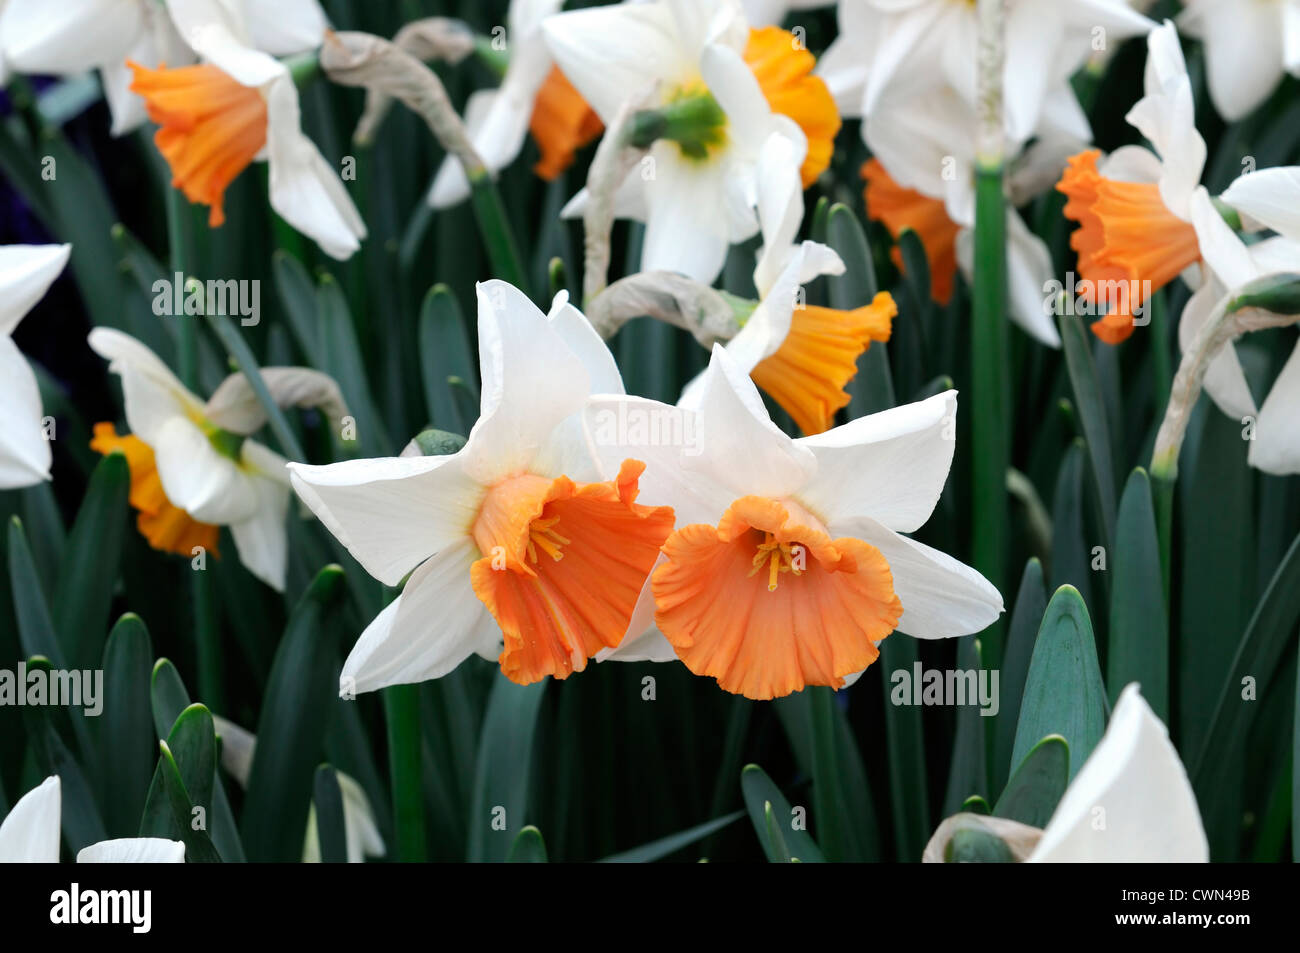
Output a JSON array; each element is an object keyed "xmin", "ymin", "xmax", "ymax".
[
  {"xmin": 351, "ymin": 18, "xmax": 477, "ymax": 147},
  {"xmin": 320, "ymin": 30, "xmax": 486, "ymax": 181},
  {"xmin": 922, "ymin": 812, "xmax": 1043, "ymax": 863},
  {"xmin": 583, "ymin": 271, "xmax": 742, "ymax": 348}
]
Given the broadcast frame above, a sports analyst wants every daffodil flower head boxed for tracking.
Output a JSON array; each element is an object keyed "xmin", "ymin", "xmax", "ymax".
[
  {"xmin": 586, "ymin": 345, "xmax": 1003, "ymax": 700},
  {"xmin": 289, "ymin": 281, "xmax": 676, "ymax": 694}
]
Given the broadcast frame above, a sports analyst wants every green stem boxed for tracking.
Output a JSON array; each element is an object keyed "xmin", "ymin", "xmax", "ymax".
[
  {"xmin": 1153, "ymin": 472, "xmax": 1174, "ymax": 612},
  {"xmin": 383, "ymin": 683, "xmax": 427, "ymax": 861},
  {"xmin": 205, "ymin": 311, "xmax": 308, "ymax": 463},
  {"xmin": 808, "ymin": 687, "xmax": 844, "ymax": 861},
  {"xmin": 469, "ymin": 174, "xmax": 529, "ymax": 294},
  {"xmin": 165, "ymin": 188, "xmax": 198, "ymax": 391}
]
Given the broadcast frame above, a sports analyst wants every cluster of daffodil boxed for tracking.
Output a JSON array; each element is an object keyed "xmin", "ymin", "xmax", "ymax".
[{"xmin": 4, "ymin": 0, "xmax": 1298, "ymax": 865}]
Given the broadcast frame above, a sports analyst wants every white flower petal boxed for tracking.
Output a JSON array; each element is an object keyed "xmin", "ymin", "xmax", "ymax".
[
  {"xmin": 1191, "ymin": 0, "xmax": 1284, "ymax": 121},
  {"xmin": 1, "ymin": 0, "xmax": 141, "ymax": 74},
  {"xmin": 288, "ymin": 452, "xmax": 483, "ymax": 588},
  {"xmin": 830, "ymin": 515, "xmax": 1004, "ymax": 640},
  {"xmin": 1005, "ymin": 211, "xmax": 1062, "ymax": 348},
  {"xmin": 1248, "ymin": 342, "xmax": 1300, "ymax": 475},
  {"xmin": 241, "ymin": 0, "xmax": 327, "ymax": 55},
  {"xmin": 640, "ymin": 146, "xmax": 736, "ymax": 283},
  {"xmin": 796, "ymin": 389, "xmax": 958, "ymax": 533},
  {"xmin": 339, "ymin": 539, "xmax": 496, "ymax": 694},
  {"xmin": 87, "ymin": 328, "xmax": 205, "ymax": 445},
  {"xmin": 597, "ymin": 554, "xmax": 680, "ymax": 663},
  {"xmin": 229, "ymin": 470, "xmax": 290, "ymax": 592},
  {"xmin": 1220, "ymin": 166, "xmax": 1300, "ymax": 242},
  {"xmin": 0, "ymin": 336, "xmax": 52, "ymax": 489},
  {"xmin": 77, "ymin": 837, "xmax": 186, "ymax": 863},
  {"xmin": 546, "ymin": 291, "xmax": 625, "ymax": 397},
  {"xmin": 0, "ymin": 775, "xmax": 60, "ymax": 863},
  {"xmin": 152, "ymin": 416, "xmax": 261, "ymax": 525},
  {"xmin": 1028, "ymin": 683, "xmax": 1208, "ymax": 862},
  {"xmin": 1177, "ymin": 281, "xmax": 1257, "ymax": 422},
  {"xmin": 0, "ymin": 243, "xmax": 70, "ymax": 337}
]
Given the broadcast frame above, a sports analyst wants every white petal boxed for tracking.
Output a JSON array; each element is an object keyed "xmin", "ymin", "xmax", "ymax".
[
  {"xmin": 150, "ymin": 416, "xmax": 259, "ymax": 525},
  {"xmin": 640, "ymin": 146, "xmax": 735, "ymax": 283},
  {"xmin": 1, "ymin": 0, "xmax": 141, "ymax": 74},
  {"xmin": 229, "ymin": 470, "xmax": 290, "ymax": 591},
  {"xmin": 0, "ymin": 243, "xmax": 70, "ymax": 337},
  {"xmin": 242, "ymin": 0, "xmax": 327, "ymax": 55},
  {"xmin": 1220, "ymin": 166, "xmax": 1300, "ymax": 243},
  {"xmin": 1177, "ymin": 281, "xmax": 1257, "ymax": 422},
  {"xmin": 0, "ymin": 775, "xmax": 60, "ymax": 862},
  {"xmin": 1248, "ymin": 342, "xmax": 1300, "ymax": 475},
  {"xmin": 339, "ymin": 540, "xmax": 496, "ymax": 694},
  {"xmin": 700, "ymin": 41, "xmax": 775, "ymax": 155},
  {"xmin": 796, "ymin": 390, "xmax": 958, "ymax": 533},
  {"xmin": 546, "ymin": 292, "xmax": 625, "ymax": 397},
  {"xmin": 0, "ymin": 336, "xmax": 52, "ymax": 489},
  {"xmin": 1195, "ymin": 0, "xmax": 1285, "ymax": 121},
  {"xmin": 1097, "ymin": 145, "xmax": 1162, "ymax": 185},
  {"xmin": 1004, "ymin": 211, "xmax": 1062, "ymax": 348},
  {"xmin": 339, "ymin": 772, "xmax": 386, "ymax": 861},
  {"xmin": 87, "ymin": 327, "xmax": 205, "ymax": 445},
  {"xmin": 542, "ymin": 2, "xmax": 690, "ymax": 123},
  {"xmin": 1028, "ymin": 684, "xmax": 1208, "ymax": 862},
  {"xmin": 831, "ymin": 515, "xmax": 1004, "ymax": 640},
  {"xmin": 727, "ymin": 246, "xmax": 805, "ymax": 371},
  {"xmin": 1190, "ymin": 186, "xmax": 1258, "ymax": 291},
  {"xmin": 77, "ymin": 838, "xmax": 186, "ymax": 863},
  {"xmin": 166, "ymin": 0, "xmax": 283, "ymax": 86},
  {"xmin": 288, "ymin": 453, "xmax": 484, "ymax": 588},
  {"xmin": 265, "ymin": 78, "xmax": 366, "ymax": 260},
  {"xmin": 1001, "ymin": 0, "xmax": 1064, "ymax": 143},
  {"xmin": 212, "ymin": 714, "xmax": 256, "ymax": 787},
  {"xmin": 101, "ymin": 60, "xmax": 149, "ymax": 137}
]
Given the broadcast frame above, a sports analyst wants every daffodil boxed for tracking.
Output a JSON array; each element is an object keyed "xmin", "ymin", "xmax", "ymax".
[
  {"xmin": 1177, "ymin": 175, "xmax": 1300, "ymax": 474},
  {"xmin": 586, "ymin": 346, "xmax": 1002, "ymax": 700},
  {"xmin": 1181, "ymin": 0, "xmax": 1300, "ymax": 121},
  {"xmin": 288, "ymin": 281, "xmax": 675, "ymax": 694},
  {"xmin": 818, "ymin": 0, "xmax": 1152, "ymax": 143},
  {"xmin": 211, "ymin": 715, "xmax": 384, "ymax": 862},
  {"xmin": 0, "ymin": 776, "xmax": 185, "ymax": 863},
  {"xmin": 127, "ymin": 0, "xmax": 365, "ymax": 259},
  {"xmin": 545, "ymin": 0, "xmax": 838, "ymax": 283},
  {"xmin": 1029, "ymin": 684, "xmax": 1208, "ymax": 861},
  {"xmin": 429, "ymin": 0, "xmax": 605, "ymax": 207},
  {"xmin": 854, "ymin": 80, "xmax": 1072, "ymax": 347},
  {"xmin": 0, "ymin": 0, "xmax": 327, "ymax": 138},
  {"xmin": 683, "ymin": 131, "xmax": 894, "ymax": 435},
  {"xmin": 1057, "ymin": 21, "xmax": 1206, "ymax": 344},
  {"xmin": 923, "ymin": 684, "xmax": 1208, "ymax": 862},
  {"xmin": 87, "ymin": 329, "xmax": 345, "ymax": 591},
  {"xmin": 0, "ymin": 242, "xmax": 70, "ymax": 490}
]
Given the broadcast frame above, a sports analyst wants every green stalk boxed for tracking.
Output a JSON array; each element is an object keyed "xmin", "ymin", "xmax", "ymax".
[
  {"xmin": 165, "ymin": 189, "xmax": 198, "ymax": 388},
  {"xmin": 469, "ymin": 173, "xmax": 529, "ymax": 294},
  {"xmin": 808, "ymin": 687, "xmax": 845, "ymax": 860},
  {"xmin": 383, "ymin": 683, "xmax": 427, "ymax": 862},
  {"xmin": 205, "ymin": 311, "xmax": 308, "ymax": 463}
]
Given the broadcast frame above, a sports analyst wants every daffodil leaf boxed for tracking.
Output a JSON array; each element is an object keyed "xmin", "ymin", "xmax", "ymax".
[
  {"xmin": 993, "ymin": 558, "xmax": 1048, "ymax": 794},
  {"xmin": 943, "ymin": 635, "xmax": 988, "ymax": 815},
  {"xmin": 419, "ymin": 284, "xmax": 478, "ymax": 435},
  {"xmin": 164, "ymin": 704, "xmax": 216, "ymax": 820},
  {"xmin": 19, "ymin": 483, "xmax": 64, "ymax": 584},
  {"xmin": 53, "ymin": 450, "xmax": 129, "ymax": 671},
  {"xmin": 139, "ymin": 740, "xmax": 221, "ymax": 863},
  {"xmin": 506, "ymin": 825, "xmax": 549, "ymax": 863},
  {"xmin": 99, "ymin": 614, "xmax": 155, "ymax": 838},
  {"xmin": 242, "ymin": 565, "xmax": 347, "ymax": 862},
  {"xmin": 826, "ymin": 203, "xmax": 894, "ymax": 419},
  {"xmin": 597, "ymin": 810, "xmax": 744, "ymax": 863},
  {"xmin": 994, "ymin": 735, "xmax": 1069, "ymax": 828},
  {"xmin": 740, "ymin": 764, "xmax": 824, "ymax": 864},
  {"xmin": 1011, "ymin": 586, "xmax": 1107, "ymax": 781},
  {"xmin": 7, "ymin": 516, "xmax": 64, "ymax": 669},
  {"xmin": 312, "ymin": 765, "xmax": 349, "ymax": 864},
  {"xmin": 468, "ymin": 673, "xmax": 546, "ymax": 862},
  {"xmin": 20, "ymin": 657, "xmax": 106, "ymax": 854},
  {"xmin": 880, "ymin": 634, "xmax": 929, "ymax": 861},
  {"xmin": 1059, "ymin": 313, "xmax": 1117, "ymax": 552},
  {"xmin": 318, "ymin": 274, "xmax": 392, "ymax": 456},
  {"xmin": 1050, "ymin": 440, "xmax": 1095, "ymax": 613},
  {"xmin": 1108, "ymin": 468, "xmax": 1169, "ymax": 720},
  {"xmin": 962, "ymin": 795, "xmax": 991, "ymax": 815},
  {"xmin": 946, "ymin": 825, "xmax": 1017, "ymax": 863},
  {"xmin": 272, "ymin": 249, "xmax": 323, "ymax": 365}
]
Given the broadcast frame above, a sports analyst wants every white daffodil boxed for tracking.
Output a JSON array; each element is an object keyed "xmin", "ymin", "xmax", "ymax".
[
  {"xmin": 818, "ymin": 0, "xmax": 1152, "ymax": 143},
  {"xmin": 1055, "ymin": 19, "xmax": 1208, "ymax": 345},
  {"xmin": 0, "ymin": 776, "xmax": 185, "ymax": 863},
  {"xmin": 584, "ymin": 346, "xmax": 1003, "ymax": 699},
  {"xmin": 0, "ymin": 243, "xmax": 69, "ymax": 489},
  {"xmin": 289, "ymin": 280, "xmax": 675, "ymax": 694},
  {"xmin": 209, "ymin": 715, "xmax": 384, "ymax": 862},
  {"xmin": 0, "ymin": 0, "xmax": 327, "ymax": 138},
  {"xmin": 429, "ymin": 0, "xmax": 580, "ymax": 208},
  {"xmin": 87, "ymin": 328, "xmax": 346, "ymax": 591},
  {"xmin": 1027, "ymin": 684, "xmax": 1208, "ymax": 862},
  {"xmin": 680, "ymin": 130, "xmax": 895, "ymax": 435},
  {"xmin": 858, "ymin": 80, "xmax": 1073, "ymax": 347},
  {"xmin": 544, "ymin": 0, "xmax": 814, "ymax": 283},
  {"xmin": 1178, "ymin": 174, "xmax": 1300, "ymax": 474},
  {"xmin": 1181, "ymin": 0, "xmax": 1300, "ymax": 121},
  {"xmin": 124, "ymin": 0, "xmax": 364, "ymax": 260}
]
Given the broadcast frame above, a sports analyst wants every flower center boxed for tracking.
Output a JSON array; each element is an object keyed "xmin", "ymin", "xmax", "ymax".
[
  {"xmin": 627, "ymin": 82, "xmax": 728, "ymax": 161},
  {"xmin": 527, "ymin": 514, "xmax": 570, "ymax": 564},
  {"xmin": 748, "ymin": 531, "xmax": 805, "ymax": 592}
]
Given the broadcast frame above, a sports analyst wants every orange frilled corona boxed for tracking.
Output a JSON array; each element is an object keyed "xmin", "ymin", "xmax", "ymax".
[
  {"xmin": 469, "ymin": 459, "xmax": 674, "ymax": 685},
  {"xmin": 90, "ymin": 423, "xmax": 220, "ymax": 557},
  {"xmin": 1057, "ymin": 149, "xmax": 1201, "ymax": 344},
  {"xmin": 652, "ymin": 495, "xmax": 901, "ymax": 700},
  {"xmin": 529, "ymin": 66, "xmax": 604, "ymax": 180},
  {"xmin": 744, "ymin": 26, "xmax": 840, "ymax": 187},
  {"xmin": 861, "ymin": 158, "xmax": 961, "ymax": 306},
  {"xmin": 128, "ymin": 61, "xmax": 268, "ymax": 228},
  {"xmin": 751, "ymin": 292, "xmax": 896, "ymax": 436}
]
